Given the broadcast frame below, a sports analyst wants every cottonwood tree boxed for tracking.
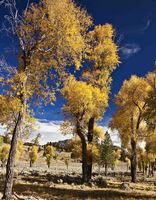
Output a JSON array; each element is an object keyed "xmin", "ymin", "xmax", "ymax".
[
  {"xmin": 29, "ymin": 145, "xmax": 38, "ymax": 167},
  {"xmin": 81, "ymin": 24, "xmax": 120, "ymax": 179},
  {"xmin": 109, "ymin": 75, "xmax": 152, "ymax": 182},
  {"xmin": 0, "ymin": 0, "xmax": 92, "ymax": 198},
  {"xmin": 61, "ymin": 76, "xmax": 107, "ymax": 182},
  {"xmin": 43, "ymin": 145, "xmax": 55, "ymax": 168}
]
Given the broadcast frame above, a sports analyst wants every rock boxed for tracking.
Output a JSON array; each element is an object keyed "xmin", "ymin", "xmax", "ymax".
[
  {"xmin": 57, "ymin": 179, "xmax": 63, "ymax": 184},
  {"xmin": 33, "ymin": 182, "xmax": 38, "ymax": 185},
  {"xmin": 59, "ymin": 179, "xmax": 63, "ymax": 183},
  {"xmin": 95, "ymin": 177, "xmax": 107, "ymax": 188},
  {"xmin": 120, "ymin": 182, "xmax": 130, "ymax": 190}
]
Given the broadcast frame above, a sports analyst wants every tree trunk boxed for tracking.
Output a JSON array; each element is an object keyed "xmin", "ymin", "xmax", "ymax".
[
  {"xmin": 142, "ymin": 161, "xmax": 145, "ymax": 175},
  {"xmin": 48, "ymin": 163, "xmax": 50, "ymax": 168},
  {"xmin": 30, "ymin": 160, "xmax": 32, "ymax": 168},
  {"xmin": 81, "ymin": 140, "xmax": 88, "ymax": 183},
  {"xmin": 87, "ymin": 117, "xmax": 94, "ymax": 181},
  {"xmin": 131, "ymin": 138, "xmax": 137, "ymax": 183},
  {"xmin": 3, "ymin": 112, "xmax": 22, "ymax": 200},
  {"xmin": 77, "ymin": 120, "xmax": 88, "ymax": 183},
  {"xmin": 105, "ymin": 163, "xmax": 108, "ymax": 176}
]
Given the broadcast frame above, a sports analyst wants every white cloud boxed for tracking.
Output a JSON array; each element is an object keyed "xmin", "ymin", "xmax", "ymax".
[
  {"xmin": 30, "ymin": 119, "xmax": 72, "ymax": 145},
  {"xmin": 120, "ymin": 43, "xmax": 141, "ymax": 59},
  {"xmin": 0, "ymin": 119, "xmax": 121, "ymax": 146}
]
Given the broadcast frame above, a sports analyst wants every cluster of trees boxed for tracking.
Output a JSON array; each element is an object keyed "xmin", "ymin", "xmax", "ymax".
[
  {"xmin": 0, "ymin": 0, "xmax": 155, "ymax": 199},
  {"xmin": 0, "ymin": 0, "xmax": 120, "ymax": 198},
  {"xmin": 0, "ymin": 0, "xmax": 94, "ymax": 198},
  {"xmin": 0, "ymin": 134, "xmax": 57, "ymax": 169},
  {"xmin": 109, "ymin": 71, "xmax": 156, "ymax": 182}
]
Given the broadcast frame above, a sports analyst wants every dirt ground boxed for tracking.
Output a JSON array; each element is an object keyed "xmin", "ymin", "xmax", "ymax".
[{"xmin": 0, "ymin": 159, "xmax": 156, "ymax": 200}]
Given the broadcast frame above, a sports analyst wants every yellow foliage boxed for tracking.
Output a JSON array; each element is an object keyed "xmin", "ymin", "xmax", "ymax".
[
  {"xmin": 125, "ymin": 157, "xmax": 131, "ymax": 168},
  {"xmin": 93, "ymin": 125, "xmax": 105, "ymax": 141},
  {"xmin": 88, "ymin": 24, "xmax": 120, "ymax": 71},
  {"xmin": 62, "ymin": 76, "xmax": 108, "ymax": 122},
  {"xmin": 15, "ymin": 140, "xmax": 24, "ymax": 161},
  {"xmin": 29, "ymin": 145, "xmax": 39, "ymax": 165},
  {"xmin": 110, "ymin": 75, "xmax": 152, "ymax": 147},
  {"xmin": 0, "ymin": 144, "xmax": 10, "ymax": 166},
  {"xmin": 44, "ymin": 145, "xmax": 55, "ymax": 167}
]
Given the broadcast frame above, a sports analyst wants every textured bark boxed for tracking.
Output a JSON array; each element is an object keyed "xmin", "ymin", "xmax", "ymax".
[
  {"xmin": 77, "ymin": 120, "xmax": 88, "ymax": 183},
  {"xmin": 131, "ymin": 138, "xmax": 137, "ymax": 183},
  {"xmin": 3, "ymin": 112, "xmax": 22, "ymax": 200},
  {"xmin": 87, "ymin": 117, "xmax": 94, "ymax": 181}
]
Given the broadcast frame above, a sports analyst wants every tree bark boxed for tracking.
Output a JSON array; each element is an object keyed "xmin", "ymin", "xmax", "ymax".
[
  {"xmin": 87, "ymin": 117, "xmax": 94, "ymax": 181},
  {"xmin": 76, "ymin": 120, "xmax": 88, "ymax": 183},
  {"xmin": 105, "ymin": 163, "xmax": 108, "ymax": 176},
  {"xmin": 131, "ymin": 138, "xmax": 137, "ymax": 183},
  {"xmin": 3, "ymin": 112, "xmax": 22, "ymax": 200},
  {"xmin": 30, "ymin": 160, "xmax": 32, "ymax": 168}
]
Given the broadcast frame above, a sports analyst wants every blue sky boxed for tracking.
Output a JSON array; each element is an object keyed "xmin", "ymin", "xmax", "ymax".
[{"xmin": 0, "ymin": 0, "xmax": 156, "ymax": 143}]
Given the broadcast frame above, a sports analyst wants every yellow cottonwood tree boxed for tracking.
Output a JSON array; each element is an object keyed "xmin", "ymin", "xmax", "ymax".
[
  {"xmin": 81, "ymin": 24, "xmax": 120, "ymax": 180},
  {"xmin": 43, "ymin": 145, "xmax": 55, "ymax": 168},
  {"xmin": 61, "ymin": 76, "xmax": 107, "ymax": 182},
  {"xmin": 109, "ymin": 75, "xmax": 152, "ymax": 182},
  {"xmin": 0, "ymin": 0, "xmax": 92, "ymax": 198},
  {"xmin": 29, "ymin": 145, "xmax": 39, "ymax": 167}
]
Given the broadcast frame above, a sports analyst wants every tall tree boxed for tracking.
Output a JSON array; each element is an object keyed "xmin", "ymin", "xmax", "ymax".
[
  {"xmin": 61, "ymin": 76, "xmax": 107, "ymax": 182},
  {"xmin": 109, "ymin": 75, "xmax": 152, "ymax": 182},
  {"xmin": 0, "ymin": 0, "xmax": 92, "ymax": 198},
  {"xmin": 81, "ymin": 24, "xmax": 120, "ymax": 179},
  {"xmin": 61, "ymin": 24, "xmax": 119, "ymax": 182}
]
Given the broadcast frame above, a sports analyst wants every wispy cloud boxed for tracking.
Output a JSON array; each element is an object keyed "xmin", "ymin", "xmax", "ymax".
[
  {"xmin": 120, "ymin": 43, "xmax": 141, "ymax": 59},
  {"xmin": 139, "ymin": 19, "xmax": 151, "ymax": 33},
  {"xmin": 125, "ymin": 19, "xmax": 151, "ymax": 35}
]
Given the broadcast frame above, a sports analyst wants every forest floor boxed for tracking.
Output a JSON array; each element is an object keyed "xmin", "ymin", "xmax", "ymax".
[{"xmin": 0, "ymin": 160, "xmax": 156, "ymax": 199}]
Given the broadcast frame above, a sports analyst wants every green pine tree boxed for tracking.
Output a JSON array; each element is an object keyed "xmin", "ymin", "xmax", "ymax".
[{"xmin": 100, "ymin": 131, "xmax": 115, "ymax": 176}]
